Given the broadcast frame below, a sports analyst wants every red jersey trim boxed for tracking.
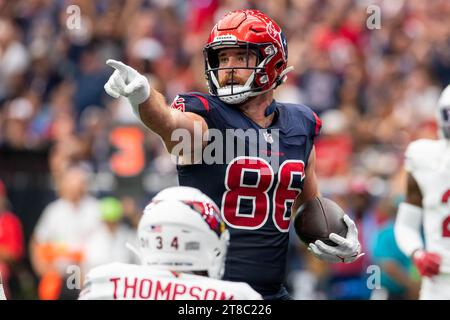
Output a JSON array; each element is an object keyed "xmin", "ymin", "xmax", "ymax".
[{"xmin": 190, "ymin": 94, "xmax": 210, "ymax": 113}]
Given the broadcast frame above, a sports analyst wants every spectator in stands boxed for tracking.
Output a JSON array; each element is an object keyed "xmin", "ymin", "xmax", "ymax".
[
  {"xmin": 83, "ymin": 197, "xmax": 137, "ymax": 271},
  {"xmin": 0, "ymin": 179, "xmax": 24, "ymax": 299},
  {"xmin": 29, "ymin": 166, "xmax": 101, "ymax": 300},
  {"xmin": 372, "ymin": 196, "xmax": 421, "ymax": 300}
]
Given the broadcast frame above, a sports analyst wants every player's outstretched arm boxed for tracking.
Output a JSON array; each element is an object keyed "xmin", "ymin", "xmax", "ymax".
[
  {"xmin": 394, "ymin": 173, "xmax": 441, "ymax": 277},
  {"xmin": 104, "ymin": 59, "xmax": 208, "ymax": 153}
]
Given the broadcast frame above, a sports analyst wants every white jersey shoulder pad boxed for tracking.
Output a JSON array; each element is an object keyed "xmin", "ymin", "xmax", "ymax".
[{"xmin": 405, "ymin": 139, "xmax": 441, "ymax": 172}]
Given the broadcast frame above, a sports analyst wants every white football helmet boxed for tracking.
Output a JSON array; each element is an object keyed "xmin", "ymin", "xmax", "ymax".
[
  {"xmin": 150, "ymin": 186, "xmax": 220, "ymax": 210},
  {"xmin": 437, "ymin": 84, "xmax": 450, "ymax": 140},
  {"xmin": 137, "ymin": 188, "xmax": 229, "ymax": 279}
]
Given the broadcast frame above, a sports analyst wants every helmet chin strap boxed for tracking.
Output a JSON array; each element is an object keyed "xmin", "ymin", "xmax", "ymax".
[{"xmin": 277, "ymin": 66, "xmax": 295, "ymax": 85}]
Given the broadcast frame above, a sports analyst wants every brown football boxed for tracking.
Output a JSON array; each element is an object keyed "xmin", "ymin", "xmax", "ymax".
[{"xmin": 294, "ymin": 196, "xmax": 348, "ymax": 246}]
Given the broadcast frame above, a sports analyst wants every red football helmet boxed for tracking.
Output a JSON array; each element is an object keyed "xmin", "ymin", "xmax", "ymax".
[{"xmin": 203, "ymin": 10, "xmax": 292, "ymax": 104}]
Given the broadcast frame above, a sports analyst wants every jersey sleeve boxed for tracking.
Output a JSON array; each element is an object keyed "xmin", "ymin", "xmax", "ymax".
[
  {"xmin": 292, "ymin": 104, "xmax": 322, "ymax": 141},
  {"xmin": 169, "ymin": 93, "xmax": 210, "ymax": 118},
  {"xmin": 78, "ymin": 266, "xmax": 105, "ymax": 300},
  {"xmin": 78, "ymin": 263, "xmax": 123, "ymax": 300},
  {"xmin": 310, "ymin": 111, "xmax": 322, "ymax": 140},
  {"xmin": 78, "ymin": 270, "xmax": 96, "ymax": 300}
]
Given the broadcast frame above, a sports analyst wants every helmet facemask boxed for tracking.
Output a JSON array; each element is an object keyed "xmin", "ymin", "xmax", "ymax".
[{"xmin": 203, "ymin": 40, "xmax": 280, "ymax": 104}]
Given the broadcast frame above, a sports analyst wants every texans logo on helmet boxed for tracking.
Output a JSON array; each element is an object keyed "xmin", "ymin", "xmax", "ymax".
[{"xmin": 266, "ymin": 22, "xmax": 287, "ymax": 60}]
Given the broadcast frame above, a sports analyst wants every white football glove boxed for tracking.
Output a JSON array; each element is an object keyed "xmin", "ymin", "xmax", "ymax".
[
  {"xmin": 308, "ymin": 214, "xmax": 364, "ymax": 263},
  {"xmin": 104, "ymin": 59, "xmax": 150, "ymax": 120}
]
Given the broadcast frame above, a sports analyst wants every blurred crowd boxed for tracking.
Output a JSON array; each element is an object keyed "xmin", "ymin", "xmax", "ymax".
[{"xmin": 0, "ymin": 0, "xmax": 449, "ymax": 299}]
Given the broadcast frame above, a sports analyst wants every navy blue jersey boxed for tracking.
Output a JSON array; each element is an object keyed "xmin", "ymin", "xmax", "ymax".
[{"xmin": 170, "ymin": 92, "xmax": 321, "ymax": 297}]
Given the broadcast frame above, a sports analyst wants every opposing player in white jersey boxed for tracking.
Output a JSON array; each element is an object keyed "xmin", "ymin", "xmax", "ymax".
[
  {"xmin": 79, "ymin": 187, "xmax": 262, "ymax": 300},
  {"xmin": 395, "ymin": 84, "xmax": 450, "ymax": 299}
]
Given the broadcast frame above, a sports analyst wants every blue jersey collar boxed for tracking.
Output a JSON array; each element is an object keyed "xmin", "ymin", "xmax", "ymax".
[{"xmin": 264, "ymin": 100, "xmax": 278, "ymax": 117}]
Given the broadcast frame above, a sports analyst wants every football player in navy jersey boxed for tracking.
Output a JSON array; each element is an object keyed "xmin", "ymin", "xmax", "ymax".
[{"xmin": 104, "ymin": 9, "xmax": 362, "ymax": 299}]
